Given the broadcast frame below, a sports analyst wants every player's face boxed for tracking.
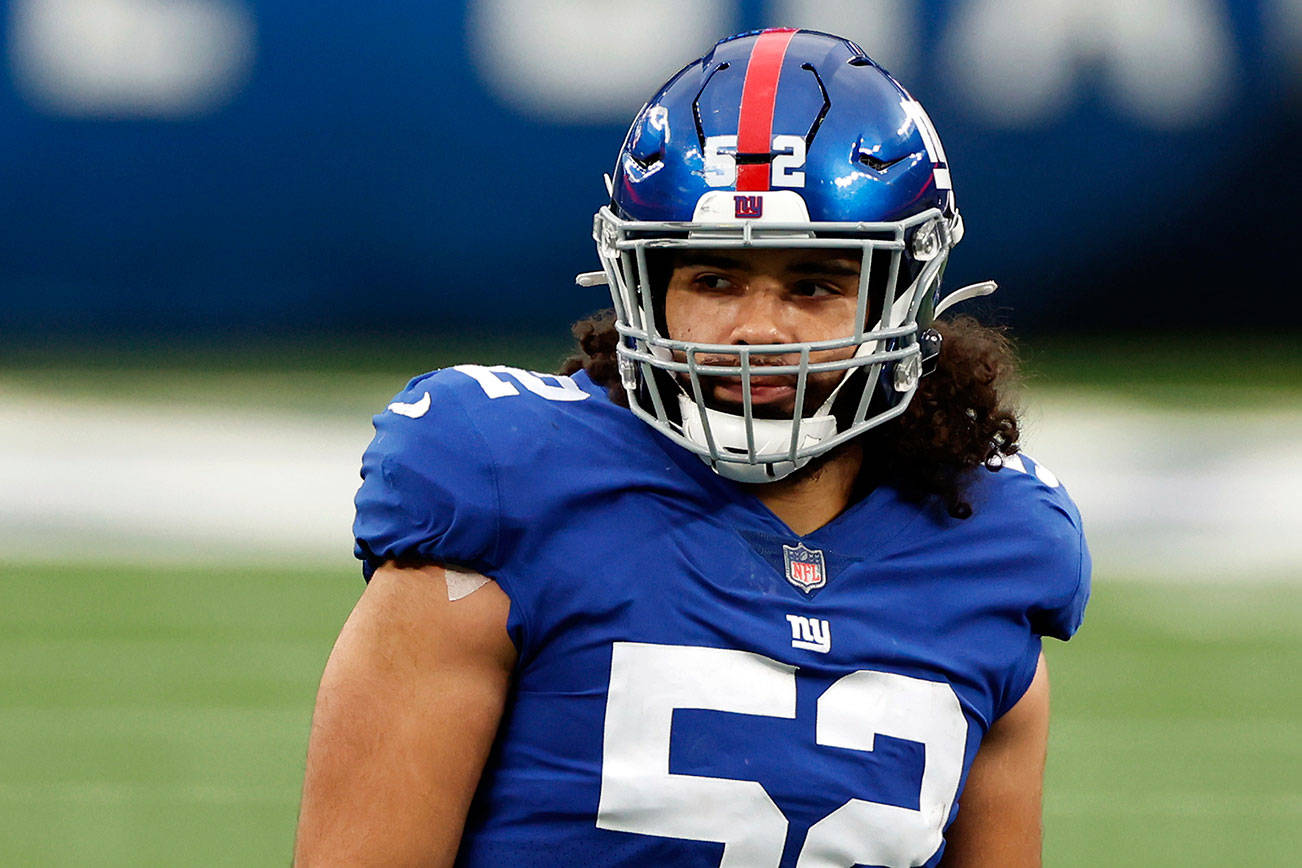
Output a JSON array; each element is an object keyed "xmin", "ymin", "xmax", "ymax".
[{"xmin": 663, "ymin": 248, "xmax": 862, "ymax": 417}]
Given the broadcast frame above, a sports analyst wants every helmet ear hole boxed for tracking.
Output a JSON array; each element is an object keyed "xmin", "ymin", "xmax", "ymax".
[
  {"xmin": 636, "ymin": 365, "xmax": 684, "ymax": 428},
  {"xmin": 920, "ymin": 328, "xmax": 943, "ymax": 376},
  {"xmin": 644, "ymin": 250, "xmax": 674, "ymax": 337},
  {"xmin": 863, "ymin": 248, "xmax": 896, "ymax": 328},
  {"xmin": 828, "ymin": 366, "xmax": 876, "ymax": 431}
]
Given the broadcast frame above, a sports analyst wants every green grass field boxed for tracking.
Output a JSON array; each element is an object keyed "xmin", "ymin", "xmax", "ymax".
[
  {"xmin": 0, "ymin": 563, "xmax": 355, "ymax": 865},
  {"xmin": 1, "ymin": 563, "xmax": 1297, "ymax": 865}
]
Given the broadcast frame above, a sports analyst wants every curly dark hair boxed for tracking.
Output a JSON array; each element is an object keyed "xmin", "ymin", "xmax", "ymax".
[{"xmin": 560, "ymin": 311, "xmax": 1021, "ymax": 519}]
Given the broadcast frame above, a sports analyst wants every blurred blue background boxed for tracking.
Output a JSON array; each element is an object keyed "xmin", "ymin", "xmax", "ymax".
[{"xmin": 2, "ymin": 0, "xmax": 1298, "ymax": 340}]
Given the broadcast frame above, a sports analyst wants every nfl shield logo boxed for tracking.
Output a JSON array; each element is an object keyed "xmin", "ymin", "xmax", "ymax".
[{"xmin": 782, "ymin": 543, "xmax": 827, "ymax": 593}]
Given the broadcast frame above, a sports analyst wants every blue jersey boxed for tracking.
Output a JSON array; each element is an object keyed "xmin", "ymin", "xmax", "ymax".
[{"xmin": 354, "ymin": 365, "xmax": 1090, "ymax": 868}]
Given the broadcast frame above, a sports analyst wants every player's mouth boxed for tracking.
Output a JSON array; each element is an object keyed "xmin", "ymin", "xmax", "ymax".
[{"xmin": 711, "ymin": 375, "xmax": 797, "ymax": 407}]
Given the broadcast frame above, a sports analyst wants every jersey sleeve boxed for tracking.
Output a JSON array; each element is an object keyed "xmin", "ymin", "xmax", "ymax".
[
  {"xmin": 986, "ymin": 452, "xmax": 1092, "ymax": 643},
  {"xmin": 981, "ymin": 454, "xmax": 1092, "ymax": 718},
  {"xmin": 1029, "ymin": 516, "xmax": 1091, "ymax": 642},
  {"xmin": 1019, "ymin": 453, "xmax": 1092, "ymax": 643},
  {"xmin": 352, "ymin": 372, "xmax": 501, "ymax": 580}
]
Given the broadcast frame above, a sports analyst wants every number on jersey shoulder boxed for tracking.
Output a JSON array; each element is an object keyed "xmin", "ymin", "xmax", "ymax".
[
  {"xmin": 998, "ymin": 452, "xmax": 1061, "ymax": 488},
  {"xmin": 453, "ymin": 364, "xmax": 589, "ymax": 402}
]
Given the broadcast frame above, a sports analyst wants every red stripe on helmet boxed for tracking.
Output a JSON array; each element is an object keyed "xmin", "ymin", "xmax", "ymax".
[{"xmin": 735, "ymin": 28, "xmax": 797, "ymax": 192}]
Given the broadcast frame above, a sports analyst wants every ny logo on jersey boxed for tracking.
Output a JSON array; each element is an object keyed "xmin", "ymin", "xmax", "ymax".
[
  {"xmin": 785, "ymin": 614, "xmax": 831, "ymax": 653},
  {"xmin": 782, "ymin": 542, "xmax": 826, "ymax": 592}
]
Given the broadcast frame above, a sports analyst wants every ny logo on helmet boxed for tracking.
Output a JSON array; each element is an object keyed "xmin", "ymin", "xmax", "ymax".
[{"xmin": 734, "ymin": 195, "xmax": 763, "ymax": 218}]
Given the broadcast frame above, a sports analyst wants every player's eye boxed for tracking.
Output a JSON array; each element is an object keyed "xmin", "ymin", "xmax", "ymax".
[
  {"xmin": 791, "ymin": 280, "xmax": 844, "ymax": 298},
  {"xmin": 693, "ymin": 273, "xmax": 736, "ymax": 291}
]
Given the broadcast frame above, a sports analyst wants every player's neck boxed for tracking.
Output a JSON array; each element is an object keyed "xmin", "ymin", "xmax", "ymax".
[{"xmin": 745, "ymin": 441, "xmax": 864, "ymax": 536}]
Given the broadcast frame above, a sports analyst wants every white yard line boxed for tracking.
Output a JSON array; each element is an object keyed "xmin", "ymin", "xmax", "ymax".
[
  {"xmin": 1021, "ymin": 394, "xmax": 1302, "ymax": 582},
  {"xmin": 0, "ymin": 393, "xmax": 370, "ymax": 565},
  {"xmin": 1, "ymin": 390, "xmax": 1299, "ymax": 580}
]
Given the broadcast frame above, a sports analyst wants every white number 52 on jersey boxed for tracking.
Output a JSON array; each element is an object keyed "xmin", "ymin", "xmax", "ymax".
[{"xmin": 597, "ymin": 643, "xmax": 966, "ymax": 868}]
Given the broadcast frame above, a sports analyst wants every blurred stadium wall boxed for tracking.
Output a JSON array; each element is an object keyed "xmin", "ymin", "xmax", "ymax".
[{"xmin": 0, "ymin": 0, "xmax": 1298, "ymax": 339}]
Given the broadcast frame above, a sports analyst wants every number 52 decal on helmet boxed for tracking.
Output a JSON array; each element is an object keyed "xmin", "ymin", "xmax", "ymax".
[{"xmin": 704, "ymin": 134, "xmax": 807, "ymax": 188}]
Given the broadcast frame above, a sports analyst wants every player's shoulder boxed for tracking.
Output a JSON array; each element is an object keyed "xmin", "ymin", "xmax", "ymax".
[
  {"xmin": 354, "ymin": 364, "xmax": 624, "ymax": 579},
  {"xmin": 373, "ymin": 363, "xmax": 615, "ymax": 452},
  {"xmin": 388, "ymin": 363, "xmax": 606, "ymax": 417},
  {"xmin": 365, "ymin": 362, "xmax": 658, "ymax": 499},
  {"xmin": 969, "ymin": 451, "xmax": 1083, "ymax": 533},
  {"xmin": 964, "ymin": 452, "xmax": 1090, "ymax": 639},
  {"xmin": 955, "ymin": 451, "xmax": 1088, "ymax": 588}
]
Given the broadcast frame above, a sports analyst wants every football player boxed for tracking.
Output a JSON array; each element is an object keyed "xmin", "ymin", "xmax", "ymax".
[{"xmin": 296, "ymin": 29, "xmax": 1089, "ymax": 868}]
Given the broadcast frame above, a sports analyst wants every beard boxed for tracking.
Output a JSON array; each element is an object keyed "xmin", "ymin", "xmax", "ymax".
[{"xmin": 680, "ymin": 368, "xmax": 846, "ymax": 419}]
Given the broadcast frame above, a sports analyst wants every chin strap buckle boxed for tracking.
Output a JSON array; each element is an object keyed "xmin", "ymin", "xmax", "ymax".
[
  {"xmin": 919, "ymin": 327, "xmax": 943, "ymax": 377},
  {"xmin": 919, "ymin": 279, "xmax": 997, "ymax": 378}
]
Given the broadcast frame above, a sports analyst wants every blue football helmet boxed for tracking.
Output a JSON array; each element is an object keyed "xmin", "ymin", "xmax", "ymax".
[{"xmin": 578, "ymin": 29, "xmax": 993, "ymax": 483}]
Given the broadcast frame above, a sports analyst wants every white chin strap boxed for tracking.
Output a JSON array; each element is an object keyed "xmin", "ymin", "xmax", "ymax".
[{"xmin": 678, "ymin": 395, "xmax": 839, "ymax": 484}]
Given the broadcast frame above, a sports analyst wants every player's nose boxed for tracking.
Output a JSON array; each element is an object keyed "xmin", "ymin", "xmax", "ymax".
[{"xmin": 726, "ymin": 285, "xmax": 794, "ymax": 347}]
